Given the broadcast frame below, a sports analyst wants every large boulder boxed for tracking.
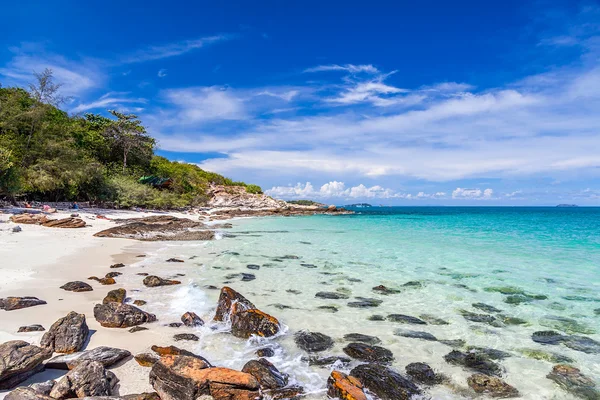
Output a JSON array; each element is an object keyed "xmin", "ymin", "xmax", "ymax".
[
  {"xmin": 327, "ymin": 370, "xmax": 367, "ymax": 400},
  {"xmin": 149, "ymin": 355, "xmax": 261, "ymax": 400},
  {"xmin": 42, "ymin": 217, "xmax": 86, "ymax": 228},
  {"xmin": 46, "ymin": 346, "xmax": 131, "ymax": 370},
  {"xmin": 49, "ymin": 360, "xmax": 118, "ymax": 399},
  {"xmin": 294, "ymin": 331, "xmax": 334, "ymax": 352},
  {"xmin": 94, "ymin": 215, "xmax": 214, "ymax": 241},
  {"xmin": 0, "ymin": 297, "xmax": 46, "ymax": 311},
  {"xmin": 40, "ymin": 311, "xmax": 89, "ymax": 354},
  {"xmin": 94, "ymin": 302, "xmax": 157, "ymax": 328},
  {"xmin": 213, "ymin": 287, "xmax": 255, "ymax": 321},
  {"xmin": 467, "ymin": 374, "xmax": 519, "ymax": 398},
  {"xmin": 349, "ymin": 363, "xmax": 420, "ymax": 400},
  {"xmin": 0, "ymin": 341, "xmax": 52, "ymax": 390},
  {"xmin": 242, "ymin": 358, "xmax": 288, "ymax": 390}
]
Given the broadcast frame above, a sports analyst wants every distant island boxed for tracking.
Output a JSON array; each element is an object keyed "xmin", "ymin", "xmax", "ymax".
[
  {"xmin": 556, "ymin": 204, "xmax": 578, "ymax": 207},
  {"xmin": 344, "ymin": 203, "xmax": 373, "ymax": 208}
]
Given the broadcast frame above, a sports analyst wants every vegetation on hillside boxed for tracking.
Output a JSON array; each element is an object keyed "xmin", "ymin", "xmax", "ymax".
[
  {"xmin": 287, "ymin": 200, "xmax": 326, "ymax": 206},
  {"xmin": 0, "ymin": 69, "xmax": 261, "ymax": 208}
]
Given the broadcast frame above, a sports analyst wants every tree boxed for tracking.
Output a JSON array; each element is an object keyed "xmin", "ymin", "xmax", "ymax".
[
  {"xmin": 28, "ymin": 68, "xmax": 66, "ymax": 106},
  {"xmin": 103, "ymin": 110, "xmax": 154, "ymax": 173}
]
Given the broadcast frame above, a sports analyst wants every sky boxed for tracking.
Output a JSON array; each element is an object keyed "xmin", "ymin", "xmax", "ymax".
[{"xmin": 1, "ymin": 0, "xmax": 600, "ymax": 205}]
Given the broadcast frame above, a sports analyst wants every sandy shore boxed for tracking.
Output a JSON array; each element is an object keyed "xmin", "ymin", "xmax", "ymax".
[{"xmin": 0, "ymin": 208, "xmax": 201, "ymax": 398}]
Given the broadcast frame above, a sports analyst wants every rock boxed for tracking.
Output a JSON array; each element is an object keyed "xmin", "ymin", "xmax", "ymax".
[
  {"xmin": 94, "ymin": 216, "xmax": 214, "ymax": 241},
  {"xmin": 231, "ymin": 309, "xmax": 280, "ymax": 338},
  {"xmin": 264, "ymin": 385, "xmax": 304, "ymax": 400},
  {"xmin": 467, "ymin": 374, "xmax": 519, "ymax": 398},
  {"xmin": 12, "ymin": 226, "xmax": 22, "ymax": 233},
  {"xmin": 295, "ymin": 331, "xmax": 334, "ymax": 352},
  {"xmin": 444, "ymin": 350, "xmax": 503, "ymax": 376},
  {"xmin": 343, "ymin": 333, "xmax": 381, "ymax": 345},
  {"xmin": 242, "ymin": 358, "xmax": 288, "ymax": 389},
  {"xmin": 40, "ymin": 311, "xmax": 89, "ymax": 354},
  {"xmin": 394, "ymin": 329, "xmax": 437, "ymax": 341},
  {"xmin": 149, "ymin": 355, "xmax": 260, "ymax": 400},
  {"xmin": 29, "ymin": 379, "xmax": 55, "ymax": 395},
  {"xmin": 88, "ymin": 276, "xmax": 117, "ymax": 285},
  {"xmin": 5, "ymin": 387, "xmax": 54, "ymax": 399},
  {"xmin": 318, "ymin": 305, "xmax": 339, "ymax": 313},
  {"xmin": 440, "ymin": 339, "xmax": 467, "ymax": 348},
  {"xmin": 306, "ymin": 356, "xmax": 351, "ymax": 366},
  {"xmin": 540, "ymin": 315, "xmax": 596, "ymax": 335},
  {"xmin": 343, "ymin": 343, "xmax": 394, "ymax": 364},
  {"xmin": 0, "ymin": 341, "xmax": 52, "ymax": 390},
  {"xmin": 121, "ymin": 393, "xmax": 162, "ymax": 400},
  {"xmin": 563, "ymin": 335, "xmax": 600, "ymax": 354},
  {"xmin": 103, "ymin": 288, "xmax": 126, "ymax": 304},
  {"xmin": 9, "ymin": 214, "xmax": 48, "ymax": 225},
  {"xmin": 517, "ymin": 348, "xmax": 573, "ymax": 364},
  {"xmin": 368, "ymin": 315, "xmax": 386, "ymax": 321},
  {"xmin": 17, "ymin": 325, "xmax": 45, "ymax": 332},
  {"xmin": 42, "ymin": 217, "xmax": 86, "ymax": 228},
  {"xmin": 372, "ymin": 285, "xmax": 401, "ymax": 295},
  {"xmin": 133, "ymin": 300, "xmax": 147, "ymax": 306},
  {"xmin": 166, "ymin": 258, "xmax": 184, "ymax": 263},
  {"xmin": 105, "ymin": 271, "xmax": 122, "ymax": 279},
  {"xmin": 458, "ymin": 310, "xmax": 499, "ymax": 325},
  {"xmin": 350, "ymin": 363, "xmax": 420, "ymax": 400},
  {"xmin": 129, "ymin": 326, "xmax": 149, "ymax": 333},
  {"xmin": 256, "ymin": 347, "xmax": 275, "ymax": 357},
  {"xmin": 49, "ymin": 360, "xmax": 118, "ymax": 399},
  {"xmin": 46, "ymin": 346, "xmax": 131, "ymax": 370},
  {"xmin": 135, "ymin": 353, "xmax": 160, "ymax": 367},
  {"xmin": 247, "ymin": 264, "xmax": 260, "ymax": 270},
  {"xmin": 241, "ymin": 273, "xmax": 256, "ymax": 281},
  {"xmin": 418, "ymin": 314, "xmax": 449, "ymax": 325},
  {"xmin": 405, "ymin": 362, "xmax": 443, "ymax": 385},
  {"xmin": 110, "ymin": 263, "xmax": 125, "ymax": 268},
  {"xmin": 532, "ymin": 330, "xmax": 566, "ymax": 345},
  {"xmin": 213, "ymin": 286, "xmax": 255, "ymax": 321},
  {"xmin": 143, "ymin": 275, "xmax": 181, "ymax": 287},
  {"xmin": 472, "ymin": 303, "xmax": 502, "ymax": 313},
  {"xmin": 93, "ymin": 302, "xmax": 157, "ymax": 328},
  {"xmin": 60, "ymin": 281, "xmax": 94, "ymax": 292},
  {"xmin": 168, "ymin": 322, "xmax": 183, "ymax": 328},
  {"xmin": 316, "ymin": 292, "xmax": 349, "ymax": 300},
  {"xmin": 174, "ymin": 334, "xmax": 199, "ymax": 342},
  {"xmin": 347, "ymin": 297, "xmax": 382, "ymax": 308},
  {"xmin": 0, "ymin": 297, "xmax": 46, "ymax": 311},
  {"xmin": 466, "ymin": 346, "xmax": 511, "ymax": 360},
  {"xmin": 547, "ymin": 364, "xmax": 599, "ymax": 399},
  {"xmin": 387, "ymin": 314, "xmax": 427, "ymax": 325},
  {"xmin": 181, "ymin": 312, "xmax": 204, "ymax": 327},
  {"xmin": 327, "ymin": 370, "xmax": 367, "ymax": 400}
]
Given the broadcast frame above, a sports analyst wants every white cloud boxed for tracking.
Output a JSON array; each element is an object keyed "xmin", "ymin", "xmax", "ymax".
[
  {"xmin": 256, "ymin": 90, "xmax": 299, "ymax": 101},
  {"xmin": 452, "ymin": 188, "xmax": 494, "ymax": 199},
  {"xmin": 158, "ymin": 69, "xmax": 167, "ymax": 78},
  {"xmin": 71, "ymin": 92, "xmax": 147, "ymax": 113},
  {"xmin": 304, "ymin": 64, "xmax": 379, "ymax": 74},
  {"xmin": 119, "ymin": 35, "xmax": 231, "ymax": 64},
  {"xmin": 161, "ymin": 86, "xmax": 245, "ymax": 122}
]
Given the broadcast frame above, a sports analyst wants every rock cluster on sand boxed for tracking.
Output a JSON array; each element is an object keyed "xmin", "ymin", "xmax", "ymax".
[
  {"xmin": 50, "ymin": 360, "xmax": 118, "ymax": 398},
  {"xmin": 94, "ymin": 215, "xmax": 215, "ymax": 241},
  {"xmin": 8, "ymin": 214, "xmax": 86, "ymax": 228},
  {"xmin": 0, "ymin": 341, "xmax": 52, "ymax": 389}
]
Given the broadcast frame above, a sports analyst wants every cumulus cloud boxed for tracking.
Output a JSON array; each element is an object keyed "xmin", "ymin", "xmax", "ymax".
[{"xmin": 452, "ymin": 188, "xmax": 494, "ymax": 199}]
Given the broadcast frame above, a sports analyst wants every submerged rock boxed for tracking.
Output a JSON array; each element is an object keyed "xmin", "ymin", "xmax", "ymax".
[
  {"xmin": 466, "ymin": 346, "xmax": 511, "ymax": 360},
  {"xmin": 94, "ymin": 302, "xmax": 157, "ymax": 328},
  {"xmin": 348, "ymin": 297, "xmax": 383, "ymax": 308},
  {"xmin": 343, "ymin": 343, "xmax": 394, "ymax": 364},
  {"xmin": 60, "ymin": 281, "xmax": 93, "ymax": 292},
  {"xmin": 517, "ymin": 348, "xmax": 573, "ymax": 364},
  {"xmin": 343, "ymin": 333, "xmax": 381, "ymax": 345},
  {"xmin": 540, "ymin": 315, "xmax": 596, "ymax": 335},
  {"xmin": 143, "ymin": 275, "xmax": 181, "ymax": 287},
  {"xmin": 532, "ymin": 330, "xmax": 566, "ymax": 345},
  {"xmin": 419, "ymin": 314, "xmax": 450, "ymax": 325},
  {"xmin": 242, "ymin": 358, "xmax": 288, "ymax": 389},
  {"xmin": 0, "ymin": 297, "xmax": 46, "ymax": 311},
  {"xmin": 181, "ymin": 311, "xmax": 204, "ymax": 327},
  {"xmin": 388, "ymin": 314, "xmax": 427, "ymax": 325},
  {"xmin": 368, "ymin": 315, "xmax": 386, "ymax": 321},
  {"xmin": 247, "ymin": 264, "xmax": 260, "ymax": 270},
  {"xmin": 472, "ymin": 303, "xmax": 502, "ymax": 313},
  {"xmin": 394, "ymin": 329, "xmax": 437, "ymax": 341},
  {"xmin": 327, "ymin": 370, "xmax": 367, "ymax": 400},
  {"xmin": 0, "ymin": 341, "xmax": 51, "ymax": 390},
  {"xmin": 318, "ymin": 305, "xmax": 339, "ymax": 313},
  {"xmin": 350, "ymin": 363, "xmax": 420, "ymax": 400},
  {"xmin": 372, "ymin": 285, "xmax": 401, "ymax": 295},
  {"xmin": 256, "ymin": 347, "xmax": 275, "ymax": 357},
  {"xmin": 547, "ymin": 364, "xmax": 599, "ymax": 399},
  {"xmin": 405, "ymin": 362, "xmax": 444, "ymax": 385},
  {"xmin": 40, "ymin": 311, "xmax": 89, "ymax": 354},
  {"xmin": 467, "ymin": 374, "xmax": 519, "ymax": 398},
  {"xmin": 173, "ymin": 333, "xmax": 199, "ymax": 342},
  {"xmin": 17, "ymin": 325, "xmax": 45, "ymax": 332},
  {"xmin": 305, "ymin": 355, "xmax": 351, "ymax": 366},
  {"xmin": 444, "ymin": 350, "xmax": 503, "ymax": 376},
  {"xmin": 458, "ymin": 310, "xmax": 500, "ymax": 326},
  {"xmin": 315, "ymin": 292, "xmax": 349, "ymax": 300},
  {"xmin": 294, "ymin": 331, "xmax": 334, "ymax": 352},
  {"xmin": 563, "ymin": 335, "xmax": 600, "ymax": 354},
  {"xmin": 46, "ymin": 346, "xmax": 131, "ymax": 369},
  {"xmin": 103, "ymin": 288, "xmax": 126, "ymax": 304},
  {"xmin": 49, "ymin": 360, "xmax": 118, "ymax": 399}
]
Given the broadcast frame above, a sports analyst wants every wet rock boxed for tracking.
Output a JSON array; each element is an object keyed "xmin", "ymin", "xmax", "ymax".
[
  {"xmin": 247, "ymin": 264, "xmax": 260, "ymax": 270},
  {"xmin": 0, "ymin": 297, "xmax": 46, "ymax": 311},
  {"xmin": 213, "ymin": 286, "xmax": 255, "ymax": 321},
  {"xmin": 484, "ymin": 286, "xmax": 526, "ymax": 295},
  {"xmin": 94, "ymin": 302, "xmax": 157, "ymax": 328},
  {"xmin": 300, "ymin": 263, "xmax": 317, "ymax": 268},
  {"xmin": 95, "ymin": 216, "xmax": 213, "ymax": 241},
  {"xmin": 105, "ymin": 271, "xmax": 122, "ymax": 279},
  {"xmin": 466, "ymin": 346, "xmax": 511, "ymax": 360},
  {"xmin": 547, "ymin": 364, "xmax": 599, "ymax": 399},
  {"xmin": 306, "ymin": 355, "xmax": 351, "ymax": 366},
  {"xmin": 563, "ymin": 335, "xmax": 600, "ymax": 354},
  {"xmin": 440, "ymin": 339, "xmax": 467, "ymax": 348},
  {"xmin": 532, "ymin": 330, "xmax": 567, "ymax": 345},
  {"xmin": 241, "ymin": 273, "xmax": 256, "ymax": 281},
  {"xmin": 318, "ymin": 305, "xmax": 339, "ymax": 313},
  {"xmin": 173, "ymin": 333, "xmax": 199, "ymax": 342},
  {"xmin": 540, "ymin": 315, "xmax": 596, "ymax": 335},
  {"xmin": 270, "ymin": 303, "xmax": 293, "ymax": 310},
  {"xmin": 419, "ymin": 314, "xmax": 449, "ymax": 325},
  {"xmin": 242, "ymin": 358, "xmax": 288, "ymax": 389},
  {"xmin": 295, "ymin": 331, "xmax": 334, "ymax": 352},
  {"xmin": 60, "ymin": 281, "xmax": 93, "ymax": 292},
  {"xmin": 444, "ymin": 350, "xmax": 503, "ymax": 376},
  {"xmin": 143, "ymin": 275, "xmax": 181, "ymax": 287},
  {"xmin": 149, "ymin": 355, "xmax": 260, "ymax": 400},
  {"xmin": 40, "ymin": 311, "xmax": 89, "ymax": 354},
  {"xmin": 458, "ymin": 309, "xmax": 500, "ymax": 325},
  {"xmin": 5, "ymin": 387, "xmax": 54, "ymax": 399},
  {"xmin": 327, "ymin": 370, "xmax": 367, "ymax": 400},
  {"xmin": 517, "ymin": 348, "xmax": 573, "ymax": 364},
  {"xmin": 472, "ymin": 303, "xmax": 502, "ymax": 313},
  {"xmin": 405, "ymin": 362, "xmax": 444, "ymax": 385},
  {"xmin": 343, "ymin": 343, "xmax": 394, "ymax": 364},
  {"xmin": 103, "ymin": 288, "xmax": 126, "ymax": 304},
  {"xmin": 42, "ymin": 217, "xmax": 86, "ymax": 229},
  {"xmin": 17, "ymin": 325, "xmax": 45, "ymax": 332},
  {"xmin": 167, "ymin": 258, "xmax": 184, "ymax": 263},
  {"xmin": 168, "ymin": 322, "xmax": 183, "ymax": 328},
  {"xmin": 129, "ymin": 326, "xmax": 149, "ymax": 333},
  {"xmin": 231, "ymin": 309, "xmax": 280, "ymax": 338},
  {"xmin": 256, "ymin": 347, "xmax": 275, "ymax": 357},
  {"xmin": 0, "ymin": 341, "xmax": 52, "ymax": 390},
  {"xmin": 316, "ymin": 291, "xmax": 349, "ymax": 300},
  {"xmin": 135, "ymin": 353, "xmax": 160, "ymax": 367},
  {"xmin": 372, "ymin": 285, "xmax": 401, "ymax": 295},
  {"xmin": 350, "ymin": 363, "xmax": 420, "ymax": 400},
  {"xmin": 348, "ymin": 297, "xmax": 382, "ymax": 308},
  {"xmin": 49, "ymin": 360, "xmax": 118, "ymax": 399},
  {"xmin": 46, "ymin": 346, "xmax": 131, "ymax": 369},
  {"xmin": 343, "ymin": 333, "xmax": 381, "ymax": 345},
  {"xmin": 467, "ymin": 374, "xmax": 519, "ymax": 398},
  {"xmin": 150, "ymin": 345, "xmax": 210, "ymax": 363},
  {"xmin": 133, "ymin": 300, "xmax": 147, "ymax": 306},
  {"xmin": 265, "ymin": 385, "xmax": 304, "ymax": 400},
  {"xmin": 110, "ymin": 263, "xmax": 125, "ymax": 268},
  {"xmin": 402, "ymin": 281, "xmax": 424, "ymax": 288},
  {"xmin": 388, "ymin": 314, "xmax": 427, "ymax": 325},
  {"xmin": 368, "ymin": 314, "xmax": 386, "ymax": 321},
  {"xmin": 394, "ymin": 329, "xmax": 437, "ymax": 341},
  {"xmin": 498, "ymin": 315, "xmax": 528, "ymax": 325},
  {"xmin": 88, "ymin": 276, "xmax": 116, "ymax": 285},
  {"xmin": 181, "ymin": 311, "xmax": 204, "ymax": 327}
]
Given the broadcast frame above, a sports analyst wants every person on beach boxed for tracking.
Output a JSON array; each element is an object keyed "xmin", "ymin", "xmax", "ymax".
[{"xmin": 72, "ymin": 202, "xmax": 79, "ymax": 210}]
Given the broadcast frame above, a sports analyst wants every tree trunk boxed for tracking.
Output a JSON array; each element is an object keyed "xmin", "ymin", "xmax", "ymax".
[{"xmin": 123, "ymin": 148, "xmax": 127, "ymax": 174}]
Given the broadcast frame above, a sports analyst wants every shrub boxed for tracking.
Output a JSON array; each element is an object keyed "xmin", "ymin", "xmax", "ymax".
[{"xmin": 245, "ymin": 184, "xmax": 263, "ymax": 194}]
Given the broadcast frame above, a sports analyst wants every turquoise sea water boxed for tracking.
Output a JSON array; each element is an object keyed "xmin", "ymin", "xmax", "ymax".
[{"xmin": 126, "ymin": 207, "xmax": 600, "ymax": 399}]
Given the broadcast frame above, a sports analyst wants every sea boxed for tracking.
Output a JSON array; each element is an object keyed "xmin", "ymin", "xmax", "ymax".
[{"xmin": 122, "ymin": 207, "xmax": 600, "ymax": 399}]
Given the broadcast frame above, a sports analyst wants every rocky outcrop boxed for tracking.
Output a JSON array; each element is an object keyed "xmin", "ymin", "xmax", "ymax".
[
  {"xmin": 93, "ymin": 302, "xmax": 157, "ymax": 328},
  {"xmin": 150, "ymin": 346, "xmax": 211, "ymax": 365},
  {"xmin": 327, "ymin": 370, "xmax": 367, "ymax": 400},
  {"xmin": 60, "ymin": 281, "xmax": 93, "ymax": 292},
  {"xmin": 49, "ymin": 360, "xmax": 118, "ymax": 398},
  {"xmin": 181, "ymin": 312, "xmax": 204, "ymax": 327},
  {"xmin": 242, "ymin": 358, "xmax": 288, "ymax": 390},
  {"xmin": 143, "ymin": 276, "xmax": 181, "ymax": 287},
  {"xmin": 40, "ymin": 312, "xmax": 89, "ymax": 354},
  {"xmin": 0, "ymin": 297, "xmax": 46, "ymax": 311},
  {"xmin": 547, "ymin": 364, "xmax": 599, "ymax": 399},
  {"xmin": 103, "ymin": 288, "xmax": 127, "ymax": 304},
  {"xmin": 46, "ymin": 346, "xmax": 131, "ymax": 370},
  {"xmin": 294, "ymin": 331, "xmax": 334, "ymax": 352},
  {"xmin": 42, "ymin": 217, "xmax": 86, "ymax": 228},
  {"xmin": 0, "ymin": 341, "xmax": 52, "ymax": 390},
  {"xmin": 94, "ymin": 215, "xmax": 215, "ymax": 241},
  {"xmin": 343, "ymin": 343, "xmax": 394, "ymax": 364},
  {"xmin": 213, "ymin": 287, "xmax": 256, "ymax": 322},
  {"xmin": 467, "ymin": 374, "xmax": 519, "ymax": 398},
  {"xmin": 149, "ymin": 355, "xmax": 261, "ymax": 400},
  {"xmin": 349, "ymin": 363, "xmax": 421, "ymax": 400},
  {"xmin": 207, "ymin": 185, "xmax": 287, "ymax": 209}
]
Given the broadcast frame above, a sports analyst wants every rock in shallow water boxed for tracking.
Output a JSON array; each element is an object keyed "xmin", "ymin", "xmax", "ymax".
[
  {"xmin": 315, "ymin": 291, "xmax": 349, "ymax": 300},
  {"xmin": 467, "ymin": 374, "xmax": 519, "ymax": 398},
  {"xmin": 213, "ymin": 286, "xmax": 255, "ymax": 321},
  {"xmin": 547, "ymin": 364, "xmax": 599, "ymax": 399},
  {"xmin": 0, "ymin": 297, "xmax": 46, "ymax": 311},
  {"xmin": 394, "ymin": 329, "xmax": 437, "ymax": 341},
  {"xmin": 348, "ymin": 297, "xmax": 383, "ymax": 308},
  {"xmin": 0, "ymin": 340, "xmax": 52, "ymax": 390},
  {"xmin": 40, "ymin": 311, "xmax": 89, "ymax": 354},
  {"xmin": 405, "ymin": 362, "xmax": 444, "ymax": 385},
  {"xmin": 327, "ymin": 370, "xmax": 367, "ymax": 400},
  {"xmin": 343, "ymin": 342, "xmax": 394, "ymax": 364},
  {"xmin": 343, "ymin": 333, "xmax": 381, "ymax": 345},
  {"xmin": 444, "ymin": 350, "xmax": 503, "ymax": 376},
  {"xmin": 350, "ymin": 363, "xmax": 420, "ymax": 400},
  {"xmin": 305, "ymin": 355, "xmax": 351, "ymax": 367},
  {"xmin": 388, "ymin": 314, "xmax": 427, "ymax": 325},
  {"xmin": 181, "ymin": 311, "xmax": 204, "ymax": 327},
  {"xmin": 231, "ymin": 309, "xmax": 280, "ymax": 338},
  {"xmin": 242, "ymin": 358, "xmax": 288, "ymax": 389},
  {"xmin": 372, "ymin": 285, "xmax": 401, "ymax": 295},
  {"xmin": 294, "ymin": 331, "xmax": 334, "ymax": 352},
  {"xmin": 143, "ymin": 275, "xmax": 181, "ymax": 287},
  {"xmin": 472, "ymin": 302, "xmax": 502, "ymax": 313}
]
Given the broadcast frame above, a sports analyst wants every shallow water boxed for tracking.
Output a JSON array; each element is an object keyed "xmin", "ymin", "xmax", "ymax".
[{"xmin": 121, "ymin": 207, "xmax": 600, "ymax": 399}]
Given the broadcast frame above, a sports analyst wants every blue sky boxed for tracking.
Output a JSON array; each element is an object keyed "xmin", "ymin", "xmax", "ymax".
[{"xmin": 1, "ymin": 0, "xmax": 600, "ymax": 205}]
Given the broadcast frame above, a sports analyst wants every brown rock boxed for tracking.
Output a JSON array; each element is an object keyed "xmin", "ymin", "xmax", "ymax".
[
  {"xmin": 264, "ymin": 385, "xmax": 305, "ymax": 400},
  {"xmin": 328, "ymin": 370, "xmax": 367, "ymax": 400},
  {"xmin": 0, "ymin": 297, "xmax": 46, "ymax": 311},
  {"xmin": 213, "ymin": 286, "xmax": 255, "ymax": 322},
  {"xmin": 9, "ymin": 214, "xmax": 48, "ymax": 225},
  {"xmin": 110, "ymin": 263, "xmax": 126, "ymax": 268},
  {"xmin": 150, "ymin": 345, "xmax": 210, "ymax": 364},
  {"xmin": 42, "ymin": 217, "xmax": 86, "ymax": 228},
  {"xmin": 173, "ymin": 333, "xmax": 199, "ymax": 342},
  {"xmin": 135, "ymin": 353, "xmax": 160, "ymax": 367},
  {"xmin": 17, "ymin": 325, "xmax": 45, "ymax": 332},
  {"xmin": 0, "ymin": 341, "xmax": 52, "ymax": 390},
  {"xmin": 143, "ymin": 275, "xmax": 181, "ymax": 287},
  {"xmin": 103, "ymin": 288, "xmax": 127, "ymax": 304},
  {"xmin": 133, "ymin": 300, "xmax": 147, "ymax": 306},
  {"xmin": 60, "ymin": 281, "xmax": 93, "ymax": 292},
  {"xmin": 231, "ymin": 309, "xmax": 280, "ymax": 339},
  {"xmin": 129, "ymin": 326, "xmax": 149, "ymax": 333},
  {"xmin": 93, "ymin": 302, "xmax": 156, "ymax": 328},
  {"xmin": 547, "ymin": 364, "xmax": 599, "ymax": 399},
  {"xmin": 467, "ymin": 374, "xmax": 519, "ymax": 398},
  {"xmin": 40, "ymin": 311, "xmax": 89, "ymax": 354},
  {"xmin": 49, "ymin": 360, "xmax": 118, "ymax": 398},
  {"xmin": 89, "ymin": 276, "xmax": 117, "ymax": 285},
  {"xmin": 122, "ymin": 393, "xmax": 161, "ymax": 400},
  {"xmin": 181, "ymin": 311, "xmax": 204, "ymax": 327},
  {"xmin": 242, "ymin": 358, "xmax": 288, "ymax": 389},
  {"xmin": 105, "ymin": 271, "xmax": 122, "ymax": 278}
]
